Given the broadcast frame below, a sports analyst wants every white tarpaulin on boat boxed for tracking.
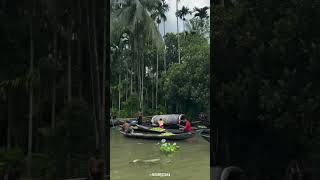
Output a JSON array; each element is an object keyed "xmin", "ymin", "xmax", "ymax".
[{"xmin": 151, "ymin": 114, "xmax": 185, "ymax": 125}]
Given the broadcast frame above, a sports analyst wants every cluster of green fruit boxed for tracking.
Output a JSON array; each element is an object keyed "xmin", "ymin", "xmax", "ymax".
[
  {"xmin": 150, "ymin": 127, "xmax": 166, "ymax": 132},
  {"xmin": 159, "ymin": 132, "xmax": 175, "ymax": 136},
  {"xmin": 197, "ymin": 125, "xmax": 207, "ymax": 128}
]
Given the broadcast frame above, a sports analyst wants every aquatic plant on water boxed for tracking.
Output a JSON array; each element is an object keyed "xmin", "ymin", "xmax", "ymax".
[{"xmin": 159, "ymin": 139, "xmax": 179, "ymax": 154}]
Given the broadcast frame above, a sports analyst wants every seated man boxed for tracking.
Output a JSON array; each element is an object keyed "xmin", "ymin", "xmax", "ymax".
[
  {"xmin": 120, "ymin": 121, "xmax": 133, "ymax": 133},
  {"xmin": 179, "ymin": 118, "xmax": 192, "ymax": 132},
  {"xmin": 137, "ymin": 112, "xmax": 143, "ymax": 125}
]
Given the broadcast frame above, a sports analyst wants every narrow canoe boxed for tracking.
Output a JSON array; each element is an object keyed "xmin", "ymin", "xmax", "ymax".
[{"xmin": 119, "ymin": 131, "xmax": 195, "ymax": 140}]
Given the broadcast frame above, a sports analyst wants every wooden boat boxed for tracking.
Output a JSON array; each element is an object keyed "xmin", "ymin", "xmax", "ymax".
[
  {"xmin": 200, "ymin": 129, "xmax": 210, "ymax": 142},
  {"xmin": 120, "ymin": 130, "xmax": 195, "ymax": 140}
]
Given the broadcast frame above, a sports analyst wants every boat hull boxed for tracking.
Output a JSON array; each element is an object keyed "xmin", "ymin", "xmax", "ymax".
[{"xmin": 120, "ymin": 131, "xmax": 195, "ymax": 140}]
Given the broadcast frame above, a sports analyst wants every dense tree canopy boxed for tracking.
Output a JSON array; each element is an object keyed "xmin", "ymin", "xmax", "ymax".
[
  {"xmin": 213, "ymin": 0, "xmax": 320, "ymax": 179},
  {"xmin": 111, "ymin": 1, "xmax": 210, "ymax": 120},
  {"xmin": 0, "ymin": 0, "xmax": 107, "ymax": 178}
]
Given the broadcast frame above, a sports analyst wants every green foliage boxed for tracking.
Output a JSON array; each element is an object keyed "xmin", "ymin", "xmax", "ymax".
[
  {"xmin": 113, "ymin": 92, "xmax": 140, "ymax": 117},
  {"xmin": 213, "ymin": 0, "xmax": 320, "ymax": 179},
  {"xmin": 111, "ymin": 107, "xmax": 119, "ymax": 117},
  {"xmin": 29, "ymin": 154, "xmax": 57, "ymax": 180},
  {"xmin": 111, "ymin": 0, "xmax": 164, "ymax": 48},
  {"xmin": 110, "ymin": 1, "xmax": 209, "ymax": 120},
  {"xmin": 159, "ymin": 139, "xmax": 179, "ymax": 154},
  {"xmin": 164, "ymin": 33, "xmax": 178, "ymax": 65},
  {"xmin": 186, "ymin": 17, "xmax": 210, "ymax": 36},
  {"xmin": 0, "ymin": 148, "xmax": 25, "ymax": 173},
  {"xmin": 54, "ymin": 99, "xmax": 95, "ymax": 154},
  {"xmin": 163, "ymin": 33, "xmax": 209, "ymax": 118}
]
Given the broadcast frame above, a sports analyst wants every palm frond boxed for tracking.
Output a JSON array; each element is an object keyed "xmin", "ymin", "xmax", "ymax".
[{"xmin": 111, "ymin": 0, "xmax": 164, "ymax": 48}]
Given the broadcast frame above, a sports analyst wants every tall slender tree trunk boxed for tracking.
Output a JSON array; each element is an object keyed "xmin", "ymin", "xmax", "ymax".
[
  {"xmin": 28, "ymin": 9, "xmax": 35, "ymax": 175},
  {"xmin": 163, "ymin": 20, "xmax": 167, "ymax": 110},
  {"xmin": 156, "ymin": 24, "xmax": 160, "ymax": 111},
  {"xmin": 125, "ymin": 69, "xmax": 128, "ymax": 102},
  {"xmin": 183, "ymin": 19, "xmax": 185, "ymax": 32},
  {"xmin": 176, "ymin": 0, "xmax": 181, "ymax": 64},
  {"xmin": 51, "ymin": 79, "xmax": 56, "ymax": 131},
  {"xmin": 77, "ymin": 2, "xmax": 83, "ymax": 99},
  {"xmin": 67, "ymin": 17, "xmax": 72, "ymax": 103},
  {"xmin": 152, "ymin": 72, "xmax": 154, "ymax": 110},
  {"xmin": 141, "ymin": 47, "xmax": 144, "ymax": 114},
  {"xmin": 91, "ymin": 0, "xmax": 102, "ymax": 150},
  {"xmin": 7, "ymin": 90, "xmax": 12, "ymax": 149},
  {"xmin": 118, "ymin": 74, "xmax": 121, "ymax": 115},
  {"xmin": 87, "ymin": 6, "xmax": 99, "ymax": 149},
  {"xmin": 101, "ymin": 3, "xmax": 107, "ymax": 174},
  {"xmin": 130, "ymin": 67, "xmax": 133, "ymax": 94},
  {"xmin": 51, "ymin": 31, "xmax": 58, "ymax": 133},
  {"xmin": 139, "ymin": 59, "xmax": 141, "ymax": 111},
  {"xmin": 137, "ymin": 43, "xmax": 142, "ymax": 111},
  {"xmin": 163, "ymin": 20, "xmax": 166, "ymax": 73},
  {"xmin": 220, "ymin": 0, "xmax": 225, "ymax": 7},
  {"xmin": 156, "ymin": 49, "xmax": 158, "ymax": 111},
  {"xmin": 78, "ymin": 48, "xmax": 83, "ymax": 98}
]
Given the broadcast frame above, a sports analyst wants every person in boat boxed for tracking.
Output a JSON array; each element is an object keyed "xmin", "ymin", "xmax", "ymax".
[
  {"xmin": 179, "ymin": 117, "xmax": 192, "ymax": 132},
  {"xmin": 88, "ymin": 150, "xmax": 105, "ymax": 180},
  {"xmin": 158, "ymin": 118, "xmax": 165, "ymax": 128},
  {"xmin": 137, "ymin": 112, "xmax": 143, "ymax": 125},
  {"xmin": 120, "ymin": 121, "xmax": 133, "ymax": 133}
]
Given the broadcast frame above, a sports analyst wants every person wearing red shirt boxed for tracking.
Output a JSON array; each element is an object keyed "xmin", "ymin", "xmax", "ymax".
[{"xmin": 183, "ymin": 119, "xmax": 192, "ymax": 132}]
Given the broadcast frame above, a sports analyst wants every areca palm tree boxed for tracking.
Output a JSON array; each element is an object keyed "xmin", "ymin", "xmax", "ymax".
[
  {"xmin": 111, "ymin": 0, "xmax": 164, "ymax": 113},
  {"xmin": 111, "ymin": 0, "xmax": 163, "ymax": 47},
  {"xmin": 150, "ymin": 0, "xmax": 167, "ymax": 111},
  {"xmin": 193, "ymin": 6, "xmax": 209, "ymax": 19},
  {"xmin": 176, "ymin": 0, "xmax": 181, "ymax": 64},
  {"xmin": 176, "ymin": 6, "xmax": 192, "ymax": 32},
  {"xmin": 160, "ymin": 0, "xmax": 169, "ymax": 73},
  {"xmin": 193, "ymin": 6, "xmax": 209, "ymax": 29}
]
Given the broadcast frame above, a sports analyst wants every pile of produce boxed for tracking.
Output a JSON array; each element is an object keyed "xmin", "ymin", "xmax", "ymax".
[
  {"xmin": 197, "ymin": 125, "xmax": 207, "ymax": 128},
  {"xmin": 131, "ymin": 126, "xmax": 138, "ymax": 129},
  {"xmin": 159, "ymin": 132, "xmax": 175, "ymax": 136},
  {"xmin": 150, "ymin": 127, "xmax": 166, "ymax": 132}
]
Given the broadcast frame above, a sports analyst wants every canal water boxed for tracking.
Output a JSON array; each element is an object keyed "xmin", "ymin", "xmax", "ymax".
[{"xmin": 110, "ymin": 128, "xmax": 210, "ymax": 180}]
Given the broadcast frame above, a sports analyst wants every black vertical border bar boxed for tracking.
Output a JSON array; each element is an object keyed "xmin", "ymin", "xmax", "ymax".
[
  {"xmin": 210, "ymin": 0, "xmax": 216, "ymax": 179},
  {"xmin": 210, "ymin": 0, "xmax": 213, "ymax": 178},
  {"xmin": 105, "ymin": 0, "xmax": 111, "ymax": 179}
]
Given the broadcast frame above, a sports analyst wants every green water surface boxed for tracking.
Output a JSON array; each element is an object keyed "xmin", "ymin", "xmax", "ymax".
[{"xmin": 110, "ymin": 128, "xmax": 210, "ymax": 180}]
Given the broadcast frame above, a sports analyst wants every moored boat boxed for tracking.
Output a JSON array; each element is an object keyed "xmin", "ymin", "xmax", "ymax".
[
  {"xmin": 136, "ymin": 124, "xmax": 189, "ymax": 134},
  {"xmin": 119, "ymin": 130, "xmax": 195, "ymax": 140}
]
